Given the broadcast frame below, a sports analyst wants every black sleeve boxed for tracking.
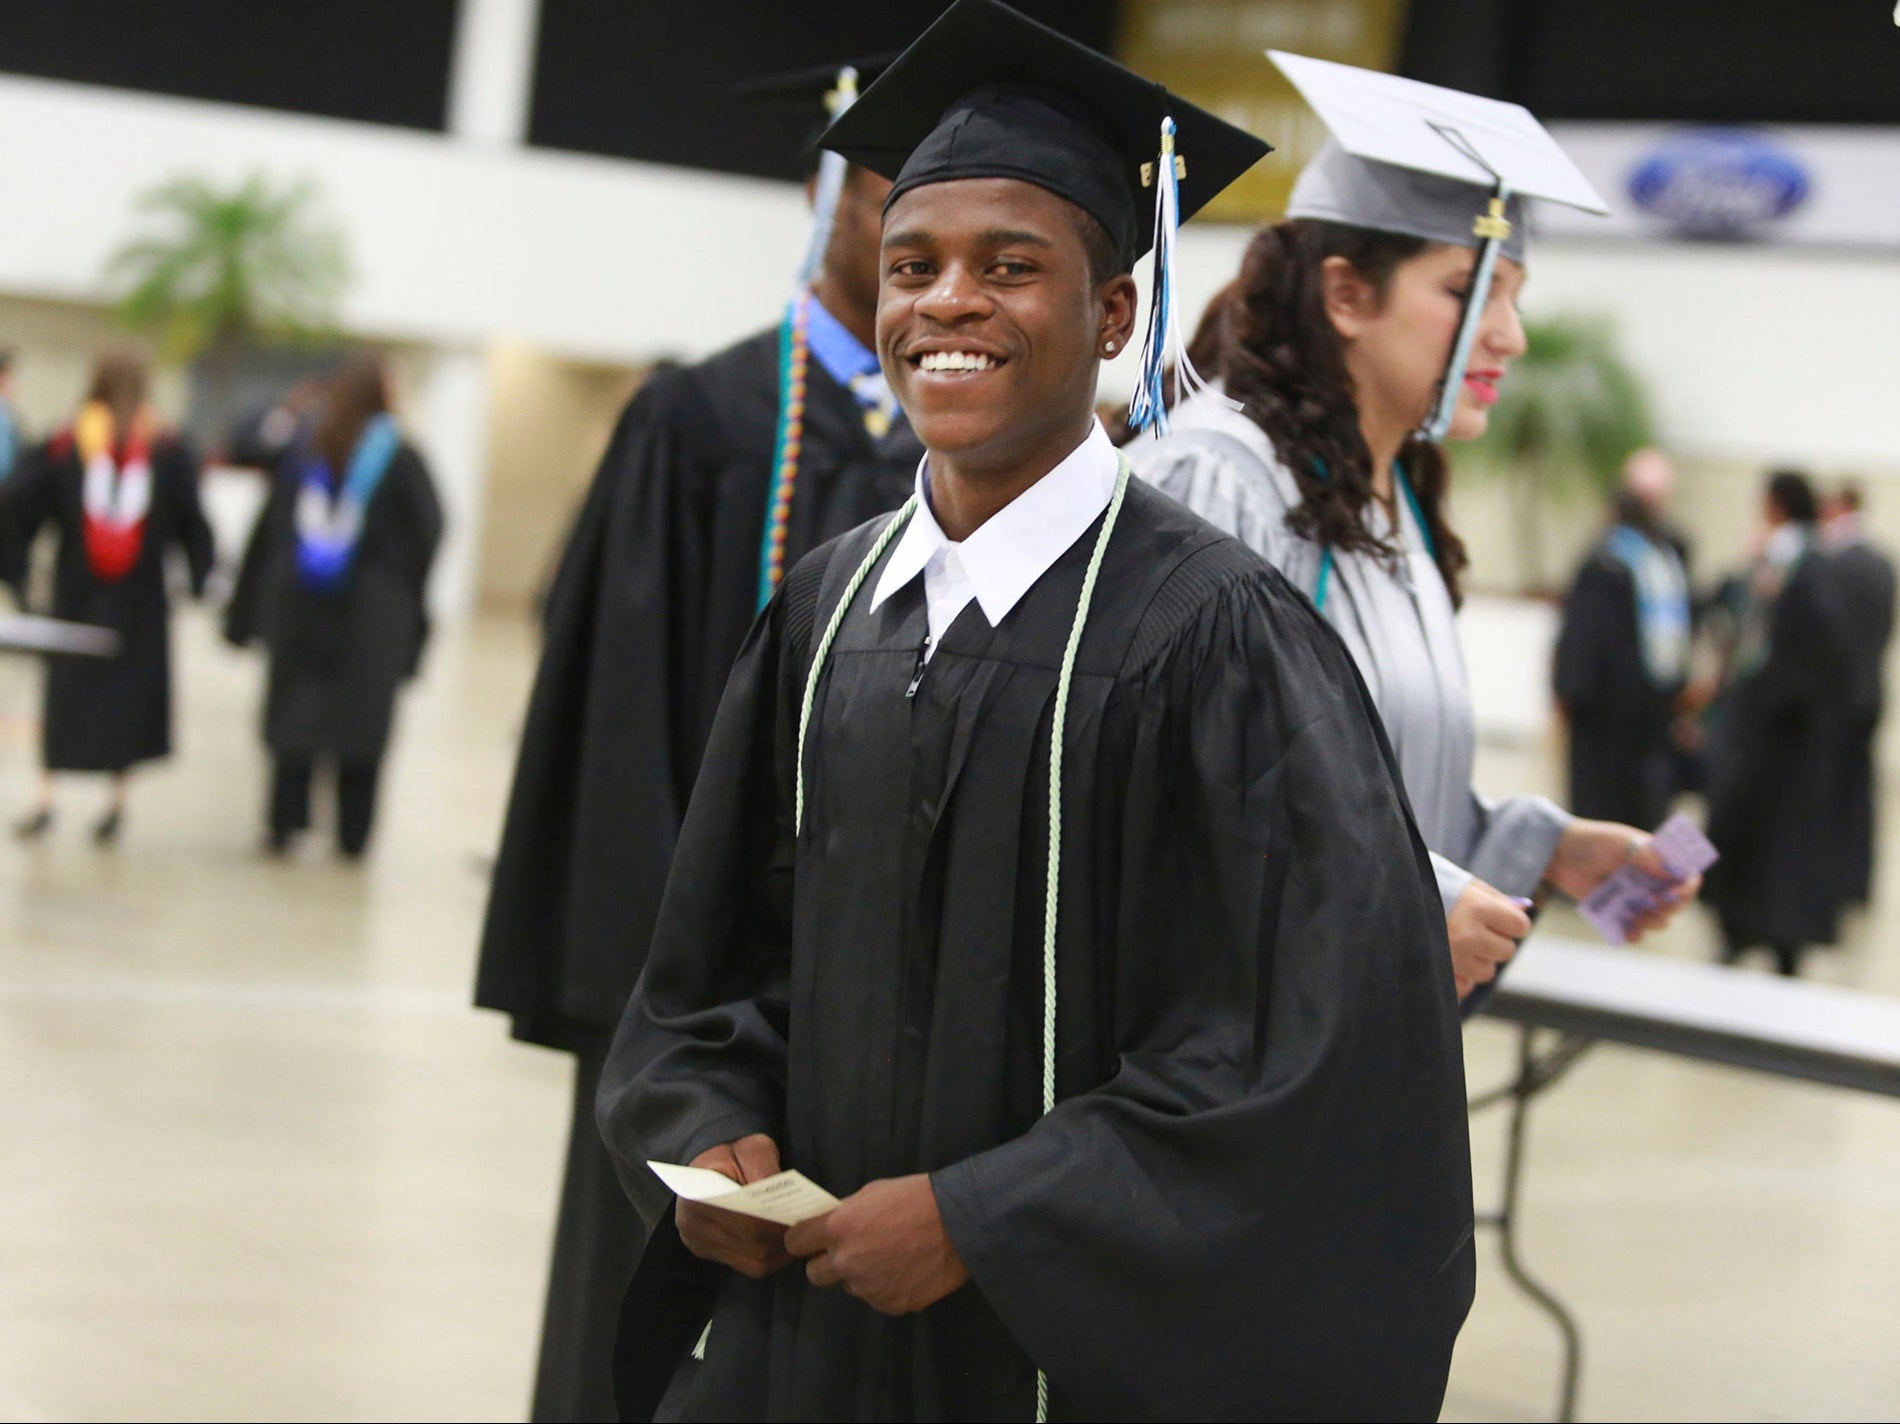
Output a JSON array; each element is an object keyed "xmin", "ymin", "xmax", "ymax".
[
  {"xmin": 474, "ymin": 376, "xmax": 729, "ymax": 1037},
  {"xmin": 0, "ymin": 442, "xmax": 58, "ymax": 597},
  {"xmin": 223, "ymin": 471, "xmax": 291, "ymax": 648},
  {"xmin": 593, "ymin": 555, "xmax": 810, "ymax": 1219},
  {"xmin": 392, "ymin": 445, "xmax": 445, "ymax": 597},
  {"xmin": 1754, "ymin": 557, "xmax": 1845, "ymax": 720},
  {"xmin": 169, "ymin": 441, "xmax": 217, "ymax": 596},
  {"xmin": 1553, "ymin": 555, "xmax": 1642, "ymax": 715}
]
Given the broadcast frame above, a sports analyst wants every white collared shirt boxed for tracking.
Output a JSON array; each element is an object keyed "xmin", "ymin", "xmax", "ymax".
[{"xmin": 870, "ymin": 420, "xmax": 1119, "ymax": 658}]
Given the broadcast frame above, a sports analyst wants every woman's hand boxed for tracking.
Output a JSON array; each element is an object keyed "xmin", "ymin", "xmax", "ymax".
[
  {"xmin": 1545, "ymin": 819, "xmax": 1702, "ymax": 941},
  {"xmin": 1447, "ymin": 879, "xmax": 1532, "ymax": 999}
]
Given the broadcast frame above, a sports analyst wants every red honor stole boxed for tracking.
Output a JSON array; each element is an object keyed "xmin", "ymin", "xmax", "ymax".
[{"xmin": 75, "ymin": 402, "xmax": 154, "ymax": 582}]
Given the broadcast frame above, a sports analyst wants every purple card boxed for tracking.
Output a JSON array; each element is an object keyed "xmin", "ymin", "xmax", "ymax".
[{"xmin": 1579, "ymin": 812, "xmax": 1719, "ymax": 944}]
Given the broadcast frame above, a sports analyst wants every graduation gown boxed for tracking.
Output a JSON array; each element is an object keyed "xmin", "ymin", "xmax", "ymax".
[
  {"xmin": 1703, "ymin": 542, "xmax": 1847, "ymax": 949},
  {"xmin": 0, "ymin": 432, "xmax": 213, "ymax": 772},
  {"xmin": 1128, "ymin": 392, "xmax": 1569, "ymax": 919},
  {"xmin": 475, "ymin": 324, "xmax": 919, "ymax": 1422},
  {"xmin": 1817, "ymin": 535, "xmax": 1895, "ymax": 905},
  {"xmin": 1552, "ymin": 539, "xmax": 1687, "ymax": 828},
  {"xmin": 224, "ymin": 443, "xmax": 442, "ymax": 763},
  {"xmin": 599, "ymin": 481, "xmax": 1473, "ymax": 1421},
  {"xmin": 476, "ymin": 325, "xmax": 921, "ymax": 1049}
]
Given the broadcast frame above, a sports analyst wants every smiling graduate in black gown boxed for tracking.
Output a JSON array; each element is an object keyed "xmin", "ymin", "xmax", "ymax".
[{"xmin": 596, "ymin": 5, "xmax": 1475, "ymax": 1420}]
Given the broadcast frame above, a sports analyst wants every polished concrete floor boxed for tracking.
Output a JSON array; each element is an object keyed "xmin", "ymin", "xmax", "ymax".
[{"xmin": 1, "ymin": 608, "xmax": 1895, "ymax": 1422}]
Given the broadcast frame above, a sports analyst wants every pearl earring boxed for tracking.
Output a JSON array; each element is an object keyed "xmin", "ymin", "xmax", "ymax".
[{"xmin": 1104, "ymin": 339, "xmax": 1118, "ymax": 353}]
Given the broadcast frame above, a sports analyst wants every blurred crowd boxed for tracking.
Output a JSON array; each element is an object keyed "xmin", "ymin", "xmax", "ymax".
[
  {"xmin": 1555, "ymin": 452, "xmax": 1895, "ymax": 976},
  {"xmin": 0, "ymin": 344, "xmax": 441, "ymax": 856}
]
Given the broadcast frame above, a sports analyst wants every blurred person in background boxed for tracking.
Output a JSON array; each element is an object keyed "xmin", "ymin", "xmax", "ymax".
[
  {"xmin": 0, "ymin": 344, "xmax": 214, "ymax": 842},
  {"xmin": 474, "ymin": 65, "xmax": 922, "ymax": 1422},
  {"xmin": 1818, "ymin": 480, "xmax": 1894, "ymax": 909},
  {"xmin": 1553, "ymin": 448, "xmax": 1693, "ymax": 828},
  {"xmin": 0, "ymin": 347, "xmax": 20, "ymax": 481},
  {"xmin": 1702, "ymin": 470, "xmax": 1845, "ymax": 975},
  {"xmin": 223, "ymin": 375, "xmax": 324, "ymax": 476},
  {"xmin": 223, "ymin": 354, "xmax": 442, "ymax": 860},
  {"xmin": 1131, "ymin": 66, "xmax": 1699, "ymax": 1008},
  {"xmin": 1620, "ymin": 445, "xmax": 1693, "ymax": 564}
]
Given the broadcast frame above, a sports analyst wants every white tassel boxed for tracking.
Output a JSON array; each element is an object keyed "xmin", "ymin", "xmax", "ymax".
[{"xmin": 1127, "ymin": 117, "xmax": 1237, "ymax": 437}]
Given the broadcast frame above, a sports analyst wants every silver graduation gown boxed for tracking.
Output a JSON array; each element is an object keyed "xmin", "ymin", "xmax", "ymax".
[{"xmin": 1129, "ymin": 390, "xmax": 1569, "ymax": 914}]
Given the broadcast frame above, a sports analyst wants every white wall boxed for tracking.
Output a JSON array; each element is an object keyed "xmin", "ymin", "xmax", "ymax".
[
  {"xmin": 7, "ymin": 70, "xmax": 1894, "ymax": 466},
  {"xmin": 0, "ymin": 73, "xmax": 811, "ymax": 621},
  {"xmin": 5, "ymin": 69, "xmax": 1898, "ymax": 625},
  {"xmin": 0, "ymin": 74, "xmax": 808, "ymax": 367}
]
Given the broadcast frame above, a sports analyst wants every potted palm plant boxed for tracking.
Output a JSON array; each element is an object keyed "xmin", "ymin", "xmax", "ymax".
[
  {"xmin": 1469, "ymin": 316, "xmax": 1654, "ymax": 594},
  {"xmin": 103, "ymin": 172, "xmax": 350, "ymax": 448}
]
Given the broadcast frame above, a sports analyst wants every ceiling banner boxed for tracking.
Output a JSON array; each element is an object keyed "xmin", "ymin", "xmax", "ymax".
[
  {"xmin": 1538, "ymin": 122, "xmax": 1900, "ymax": 251},
  {"xmin": 1116, "ymin": 0, "xmax": 1410, "ymax": 224}
]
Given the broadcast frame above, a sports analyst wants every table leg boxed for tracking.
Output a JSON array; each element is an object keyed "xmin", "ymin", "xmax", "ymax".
[{"xmin": 1473, "ymin": 1025, "xmax": 1592, "ymax": 1423}]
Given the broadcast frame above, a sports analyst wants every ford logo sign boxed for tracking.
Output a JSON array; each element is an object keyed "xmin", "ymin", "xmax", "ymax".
[{"xmin": 1627, "ymin": 129, "xmax": 1810, "ymax": 237}]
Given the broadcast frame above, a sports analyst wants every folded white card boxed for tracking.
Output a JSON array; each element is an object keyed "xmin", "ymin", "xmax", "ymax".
[{"xmin": 648, "ymin": 1160, "xmax": 841, "ymax": 1226}]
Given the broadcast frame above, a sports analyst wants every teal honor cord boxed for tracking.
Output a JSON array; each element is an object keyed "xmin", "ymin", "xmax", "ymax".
[{"xmin": 1312, "ymin": 460, "xmax": 1436, "ymax": 612}]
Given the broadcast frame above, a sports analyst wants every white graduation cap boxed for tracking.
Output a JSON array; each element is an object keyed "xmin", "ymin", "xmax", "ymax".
[
  {"xmin": 1272, "ymin": 52, "xmax": 1606, "ymax": 220},
  {"xmin": 1268, "ymin": 51, "xmax": 1607, "ymax": 439}
]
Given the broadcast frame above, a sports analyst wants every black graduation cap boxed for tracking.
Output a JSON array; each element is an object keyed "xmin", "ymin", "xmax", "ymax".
[
  {"xmin": 734, "ymin": 56, "xmax": 899, "ymax": 173},
  {"xmin": 731, "ymin": 56, "xmax": 898, "ymax": 110},
  {"xmin": 819, "ymin": 0, "xmax": 1270, "ymax": 268}
]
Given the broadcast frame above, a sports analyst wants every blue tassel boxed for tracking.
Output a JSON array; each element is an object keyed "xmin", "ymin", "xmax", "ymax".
[
  {"xmin": 1127, "ymin": 116, "xmax": 1237, "ymax": 439},
  {"xmin": 1127, "ymin": 116, "xmax": 1178, "ymax": 436}
]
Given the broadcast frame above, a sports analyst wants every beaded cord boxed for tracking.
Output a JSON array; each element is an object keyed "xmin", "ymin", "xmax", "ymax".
[{"xmin": 757, "ymin": 294, "xmax": 814, "ymax": 610}]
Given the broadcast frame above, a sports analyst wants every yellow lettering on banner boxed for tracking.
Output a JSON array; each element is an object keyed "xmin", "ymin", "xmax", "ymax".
[{"xmin": 1114, "ymin": 0, "xmax": 1410, "ymax": 223}]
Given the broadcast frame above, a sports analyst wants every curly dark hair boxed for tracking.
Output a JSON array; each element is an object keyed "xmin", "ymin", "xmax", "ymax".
[{"xmin": 1223, "ymin": 219, "xmax": 1470, "ymax": 606}]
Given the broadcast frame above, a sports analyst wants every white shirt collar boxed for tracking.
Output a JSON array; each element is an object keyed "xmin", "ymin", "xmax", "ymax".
[{"xmin": 870, "ymin": 420, "xmax": 1120, "ymax": 632}]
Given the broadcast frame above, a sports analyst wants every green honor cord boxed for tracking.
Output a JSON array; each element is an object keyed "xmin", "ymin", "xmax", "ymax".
[
  {"xmin": 1035, "ymin": 452, "xmax": 1130, "ymax": 1419},
  {"xmin": 794, "ymin": 455, "xmax": 1133, "ymax": 1424},
  {"xmin": 794, "ymin": 491, "xmax": 919, "ymax": 837}
]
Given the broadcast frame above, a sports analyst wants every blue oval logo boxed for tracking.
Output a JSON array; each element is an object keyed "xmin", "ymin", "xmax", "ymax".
[{"xmin": 1627, "ymin": 129, "xmax": 1810, "ymax": 237}]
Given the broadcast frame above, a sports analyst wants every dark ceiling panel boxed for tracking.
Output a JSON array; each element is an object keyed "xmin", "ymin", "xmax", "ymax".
[
  {"xmin": 0, "ymin": 0, "xmax": 458, "ymax": 130},
  {"xmin": 1401, "ymin": 0, "xmax": 1900, "ymax": 125},
  {"xmin": 529, "ymin": 0, "xmax": 1121, "ymax": 180}
]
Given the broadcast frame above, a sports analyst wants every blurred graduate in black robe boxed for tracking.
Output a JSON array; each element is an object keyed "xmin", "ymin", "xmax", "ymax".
[
  {"xmin": 1554, "ymin": 454, "xmax": 1693, "ymax": 828},
  {"xmin": 474, "ymin": 63, "xmax": 922, "ymax": 1422},
  {"xmin": 598, "ymin": 6, "xmax": 1472, "ymax": 1418},
  {"xmin": 1819, "ymin": 482, "xmax": 1895, "ymax": 908},
  {"xmin": 1704, "ymin": 471, "xmax": 1847, "ymax": 975},
  {"xmin": 224, "ymin": 355, "xmax": 443, "ymax": 858},
  {"xmin": 1, "ymin": 345, "xmax": 214, "ymax": 843}
]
